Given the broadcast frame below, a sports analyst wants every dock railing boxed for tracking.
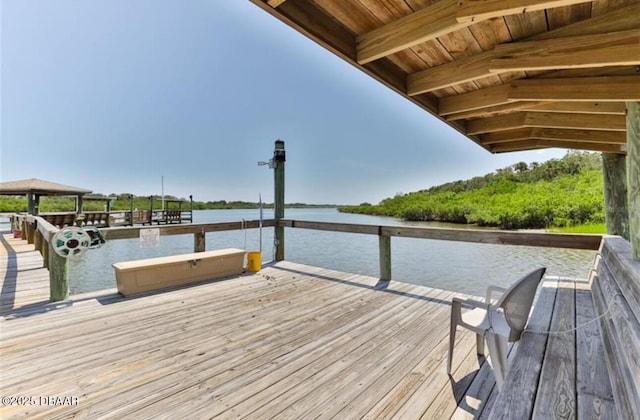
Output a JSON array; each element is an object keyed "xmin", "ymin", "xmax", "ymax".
[{"xmin": 10, "ymin": 213, "xmax": 603, "ymax": 302}]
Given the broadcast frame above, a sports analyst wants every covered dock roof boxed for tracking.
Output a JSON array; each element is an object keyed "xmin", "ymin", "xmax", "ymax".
[
  {"xmin": 251, "ymin": 0, "xmax": 639, "ymax": 154},
  {"xmin": 0, "ymin": 178, "xmax": 92, "ymax": 196},
  {"xmin": 0, "ymin": 178, "xmax": 92, "ymax": 215}
]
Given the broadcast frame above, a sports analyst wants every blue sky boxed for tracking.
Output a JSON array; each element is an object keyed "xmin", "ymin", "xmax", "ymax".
[{"xmin": 1, "ymin": 1, "xmax": 567, "ymax": 205}]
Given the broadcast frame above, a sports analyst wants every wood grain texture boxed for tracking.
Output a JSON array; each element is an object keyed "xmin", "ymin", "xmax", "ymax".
[
  {"xmin": 627, "ymin": 102, "xmax": 640, "ymax": 260},
  {"xmin": 602, "ymin": 153, "xmax": 630, "ymax": 238},
  {"xmin": 0, "ymin": 252, "xmax": 492, "ymax": 419},
  {"xmin": 575, "ymin": 283, "xmax": 617, "ymax": 419},
  {"xmin": 592, "ymin": 242, "xmax": 640, "ymax": 419},
  {"xmin": 489, "ymin": 279, "xmax": 558, "ymax": 419}
]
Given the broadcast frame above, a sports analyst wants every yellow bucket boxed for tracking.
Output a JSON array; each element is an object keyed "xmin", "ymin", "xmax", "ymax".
[{"xmin": 246, "ymin": 251, "xmax": 262, "ymax": 272}]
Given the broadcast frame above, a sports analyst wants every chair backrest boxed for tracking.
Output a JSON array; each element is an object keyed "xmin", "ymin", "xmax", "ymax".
[{"xmin": 496, "ymin": 267, "xmax": 546, "ymax": 341}]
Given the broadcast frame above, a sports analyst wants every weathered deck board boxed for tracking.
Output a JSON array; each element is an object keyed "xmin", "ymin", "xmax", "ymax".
[
  {"xmin": 532, "ymin": 279, "xmax": 577, "ymax": 419},
  {"xmin": 1, "ymin": 233, "xmax": 498, "ymax": 420},
  {"xmin": 0, "ymin": 233, "xmax": 49, "ymax": 314},
  {"xmin": 0, "ymin": 232, "xmax": 612, "ymax": 419},
  {"xmin": 575, "ymin": 281, "xmax": 617, "ymax": 419}
]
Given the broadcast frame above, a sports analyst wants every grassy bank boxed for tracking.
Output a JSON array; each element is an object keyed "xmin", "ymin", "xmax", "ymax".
[{"xmin": 548, "ymin": 223, "xmax": 606, "ymax": 234}]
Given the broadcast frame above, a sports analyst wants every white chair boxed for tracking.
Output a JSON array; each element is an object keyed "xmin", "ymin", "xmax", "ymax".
[{"xmin": 447, "ymin": 267, "xmax": 546, "ymax": 389}]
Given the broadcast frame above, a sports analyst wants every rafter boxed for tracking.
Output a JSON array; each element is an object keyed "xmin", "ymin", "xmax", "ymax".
[
  {"xmin": 356, "ymin": 0, "xmax": 468, "ymax": 64},
  {"xmin": 440, "ymin": 76, "xmax": 640, "ymax": 116},
  {"xmin": 267, "ymin": 0, "xmax": 288, "ymax": 7},
  {"xmin": 467, "ymin": 112, "xmax": 626, "ymax": 135},
  {"xmin": 489, "ymin": 139, "xmax": 626, "ymax": 154},
  {"xmin": 479, "ymin": 128, "xmax": 533, "ymax": 144},
  {"xmin": 439, "ymin": 85, "xmax": 511, "ymax": 116},
  {"xmin": 456, "ymin": 0, "xmax": 594, "ymax": 23},
  {"xmin": 531, "ymin": 128, "xmax": 627, "ymax": 143},
  {"xmin": 480, "ymin": 128, "xmax": 627, "ymax": 145},
  {"xmin": 510, "ymin": 76, "xmax": 640, "ymax": 102},
  {"xmin": 523, "ymin": 102, "xmax": 626, "ymax": 115},
  {"xmin": 407, "ymin": 5, "xmax": 640, "ymax": 95},
  {"xmin": 445, "ymin": 102, "xmax": 548, "ymax": 121},
  {"xmin": 490, "ymin": 30, "xmax": 640, "ymax": 72}
]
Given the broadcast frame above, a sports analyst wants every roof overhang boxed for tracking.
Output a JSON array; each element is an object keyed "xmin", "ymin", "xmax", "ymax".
[
  {"xmin": 251, "ymin": 0, "xmax": 639, "ymax": 154},
  {"xmin": 0, "ymin": 178, "xmax": 92, "ymax": 196}
]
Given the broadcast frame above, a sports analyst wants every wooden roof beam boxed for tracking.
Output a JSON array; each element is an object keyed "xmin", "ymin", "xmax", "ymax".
[
  {"xmin": 439, "ymin": 85, "xmax": 511, "ymax": 116},
  {"xmin": 456, "ymin": 0, "xmax": 595, "ymax": 23},
  {"xmin": 267, "ymin": 0, "xmax": 288, "ymax": 7},
  {"xmin": 448, "ymin": 102, "xmax": 626, "ymax": 121},
  {"xmin": 467, "ymin": 112, "xmax": 627, "ymax": 135},
  {"xmin": 480, "ymin": 128, "xmax": 627, "ymax": 145},
  {"xmin": 440, "ymin": 76, "xmax": 640, "ymax": 116},
  {"xmin": 356, "ymin": 0, "xmax": 469, "ymax": 64},
  {"xmin": 358, "ymin": 0, "xmax": 604, "ymax": 64},
  {"xmin": 510, "ymin": 76, "xmax": 640, "ymax": 102},
  {"xmin": 524, "ymin": 102, "xmax": 626, "ymax": 115},
  {"xmin": 490, "ymin": 30, "xmax": 640, "ymax": 73},
  {"xmin": 490, "ymin": 139, "xmax": 627, "ymax": 154},
  {"xmin": 479, "ymin": 128, "xmax": 534, "ymax": 144},
  {"xmin": 531, "ymin": 128, "xmax": 627, "ymax": 144},
  {"xmin": 407, "ymin": 5, "xmax": 640, "ymax": 95}
]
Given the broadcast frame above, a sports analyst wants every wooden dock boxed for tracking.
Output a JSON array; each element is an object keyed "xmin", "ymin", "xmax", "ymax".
[
  {"xmin": 1, "ymin": 231, "xmax": 618, "ymax": 419},
  {"xmin": 0, "ymin": 231, "xmax": 501, "ymax": 419}
]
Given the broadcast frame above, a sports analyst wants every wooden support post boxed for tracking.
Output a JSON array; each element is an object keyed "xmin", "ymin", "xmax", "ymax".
[
  {"xmin": 43, "ymin": 239, "xmax": 49, "ymax": 269},
  {"xmin": 149, "ymin": 196, "xmax": 154, "ymax": 224},
  {"xmin": 48, "ymin": 239, "xmax": 68, "ymax": 301},
  {"xmin": 77, "ymin": 195, "xmax": 84, "ymax": 214},
  {"xmin": 27, "ymin": 193, "xmax": 36, "ymax": 215},
  {"xmin": 194, "ymin": 231, "xmax": 206, "ymax": 252},
  {"xmin": 602, "ymin": 153, "xmax": 629, "ymax": 239},
  {"xmin": 274, "ymin": 140, "xmax": 286, "ymax": 261},
  {"xmin": 106, "ymin": 199, "xmax": 113, "ymax": 227},
  {"xmin": 34, "ymin": 226, "xmax": 42, "ymax": 254},
  {"xmin": 129, "ymin": 194, "xmax": 134, "ymax": 226},
  {"xmin": 379, "ymin": 234, "xmax": 391, "ymax": 281},
  {"xmin": 627, "ymin": 102, "xmax": 640, "ymax": 260},
  {"xmin": 26, "ymin": 222, "xmax": 35, "ymax": 244}
]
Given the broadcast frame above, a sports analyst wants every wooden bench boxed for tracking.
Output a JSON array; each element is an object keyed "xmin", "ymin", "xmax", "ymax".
[
  {"xmin": 42, "ymin": 213, "xmax": 77, "ymax": 228},
  {"xmin": 113, "ymin": 248, "xmax": 245, "ymax": 297},
  {"xmin": 489, "ymin": 237, "xmax": 639, "ymax": 419},
  {"xmin": 79, "ymin": 212, "xmax": 110, "ymax": 227},
  {"xmin": 590, "ymin": 237, "xmax": 640, "ymax": 419}
]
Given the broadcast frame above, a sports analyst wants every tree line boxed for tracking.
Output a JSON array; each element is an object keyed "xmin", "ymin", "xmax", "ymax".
[
  {"xmin": 0, "ymin": 193, "xmax": 333, "ymax": 213},
  {"xmin": 339, "ymin": 151, "xmax": 605, "ymax": 230}
]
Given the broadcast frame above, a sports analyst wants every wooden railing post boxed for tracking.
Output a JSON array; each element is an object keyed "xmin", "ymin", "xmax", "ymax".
[
  {"xmin": 627, "ymin": 101, "xmax": 640, "ymax": 260},
  {"xmin": 379, "ymin": 233, "xmax": 391, "ymax": 281},
  {"xmin": 602, "ymin": 153, "xmax": 629, "ymax": 239},
  {"xmin": 48, "ymin": 237, "xmax": 69, "ymax": 302},
  {"xmin": 194, "ymin": 230, "xmax": 206, "ymax": 252},
  {"xmin": 274, "ymin": 140, "xmax": 286, "ymax": 261},
  {"xmin": 27, "ymin": 221, "xmax": 35, "ymax": 244},
  {"xmin": 43, "ymin": 239, "xmax": 49, "ymax": 269},
  {"xmin": 34, "ymin": 224, "xmax": 42, "ymax": 254}
]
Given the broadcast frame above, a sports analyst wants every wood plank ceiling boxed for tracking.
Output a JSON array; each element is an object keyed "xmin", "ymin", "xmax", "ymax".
[{"xmin": 250, "ymin": 0, "xmax": 640, "ymax": 154}]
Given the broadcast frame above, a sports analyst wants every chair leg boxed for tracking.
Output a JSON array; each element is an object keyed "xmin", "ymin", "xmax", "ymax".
[
  {"xmin": 447, "ymin": 314, "xmax": 458, "ymax": 375},
  {"xmin": 486, "ymin": 332, "xmax": 508, "ymax": 390},
  {"xmin": 476, "ymin": 333, "xmax": 485, "ymax": 356}
]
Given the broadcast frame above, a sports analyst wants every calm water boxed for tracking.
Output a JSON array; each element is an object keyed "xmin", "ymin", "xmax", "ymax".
[{"xmin": 65, "ymin": 208, "xmax": 596, "ymax": 296}]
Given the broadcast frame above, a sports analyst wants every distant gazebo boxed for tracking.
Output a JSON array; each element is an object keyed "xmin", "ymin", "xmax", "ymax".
[{"xmin": 0, "ymin": 178, "xmax": 92, "ymax": 215}]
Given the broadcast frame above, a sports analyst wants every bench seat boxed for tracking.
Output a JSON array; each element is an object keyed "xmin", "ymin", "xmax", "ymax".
[
  {"xmin": 488, "ymin": 236, "xmax": 639, "ymax": 419},
  {"xmin": 113, "ymin": 248, "xmax": 245, "ymax": 296}
]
